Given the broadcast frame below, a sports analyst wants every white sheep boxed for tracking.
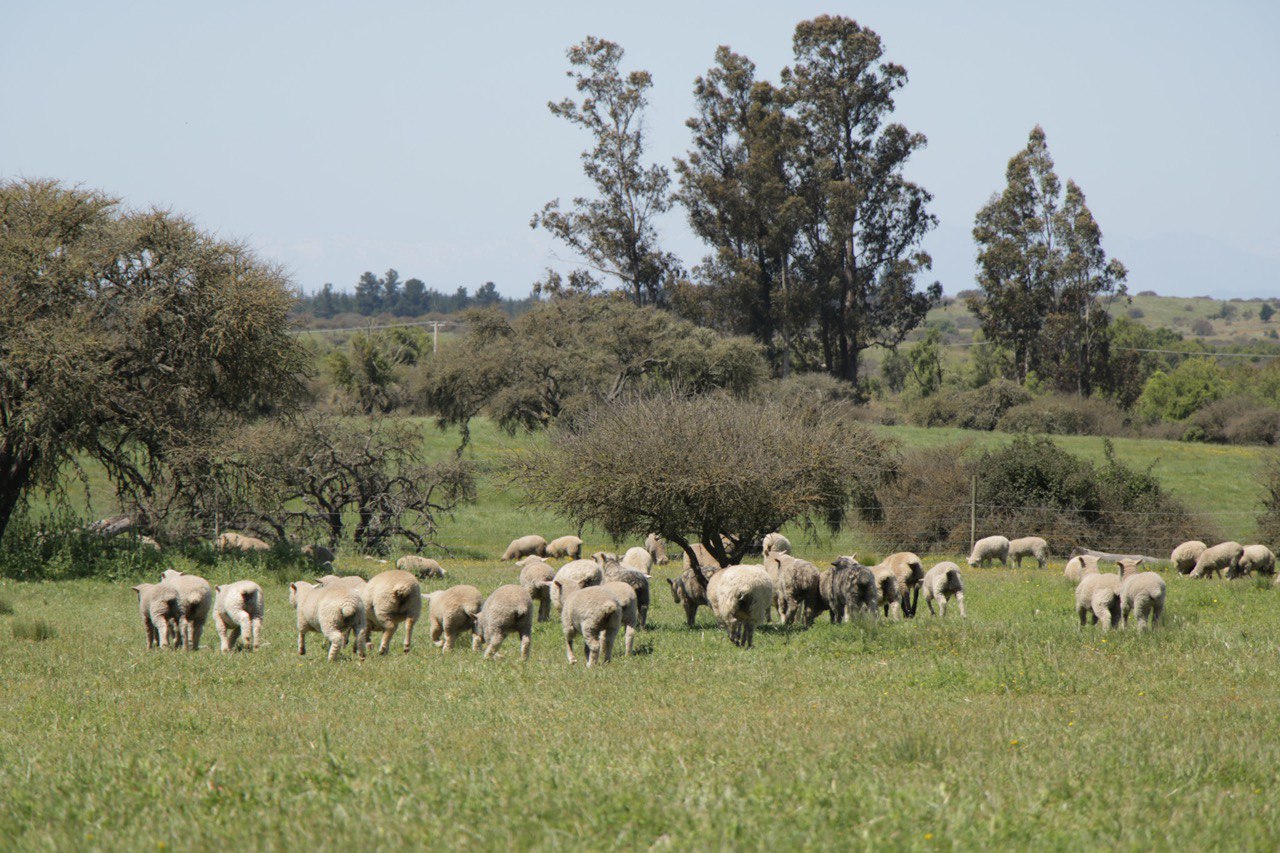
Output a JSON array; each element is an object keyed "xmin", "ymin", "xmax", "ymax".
[
  {"xmin": 705, "ymin": 564, "xmax": 774, "ymax": 648},
  {"xmin": 621, "ymin": 546, "xmax": 654, "ymax": 575},
  {"xmin": 764, "ymin": 552, "xmax": 822, "ymax": 626},
  {"xmin": 549, "ymin": 559, "xmax": 603, "ymax": 612},
  {"xmin": 160, "ymin": 569, "xmax": 213, "ymax": 651},
  {"xmin": 1189, "ymin": 541, "xmax": 1244, "ymax": 579},
  {"xmin": 213, "ymin": 580, "xmax": 264, "ymax": 652},
  {"xmin": 761, "ymin": 532, "xmax": 792, "ymax": 556},
  {"xmin": 1063, "ymin": 555, "xmax": 1100, "ymax": 583},
  {"xmin": 396, "ymin": 555, "xmax": 447, "ymax": 579},
  {"xmin": 517, "ymin": 556, "xmax": 557, "ymax": 622},
  {"xmin": 869, "ymin": 565, "xmax": 904, "ymax": 620},
  {"xmin": 317, "ymin": 574, "xmax": 368, "ymax": 592},
  {"xmin": 921, "ymin": 562, "xmax": 966, "ymax": 617},
  {"xmin": 474, "ymin": 584, "xmax": 534, "ymax": 660},
  {"xmin": 1008, "ymin": 536, "xmax": 1049, "ymax": 569},
  {"xmin": 560, "ymin": 585, "xmax": 621, "ymax": 667},
  {"xmin": 601, "ymin": 558, "xmax": 651, "ymax": 628},
  {"xmin": 289, "ymin": 581, "xmax": 367, "ymax": 661},
  {"xmin": 502, "ymin": 534, "xmax": 547, "ymax": 561},
  {"xmin": 967, "ymin": 535, "xmax": 1010, "ymax": 568},
  {"xmin": 216, "ymin": 531, "xmax": 271, "ymax": 554},
  {"xmin": 1117, "ymin": 559, "xmax": 1166, "ymax": 629},
  {"xmin": 1170, "ymin": 540, "xmax": 1208, "ymax": 575},
  {"xmin": 822, "ymin": 556, "xmax": 880, "ymax": 622},
  {"xmin": 1074, "ymin": 572, "xmax": 1122, "ymax": 629},
  {"xmin": 1238, "ymin": 545, "xmax": 1276, "ymax": 577},
  {"xmin": 545, "ymin": 535, "xmax": 583, "ymax": 560},
  {"xmin": 425, "ymin": 585, "xmax": 484, "ymax": 651},
  {"xmin": 132, "ymin": 582, "xmax": 180, "ymax": 649},
  {"xmin": 644, "ymin": 533, "xmax": 668, "ymax": 565},
  {"xmin": 362, "ymin": 570, "xmax": 422, "ymax": 654},
  {"xmin": 600, "ymin": 581, "xmax": 640, "ymax": 656},
  {"xmin": 873, "ymin": 552, "xmax": 926, "ymax": 617}
]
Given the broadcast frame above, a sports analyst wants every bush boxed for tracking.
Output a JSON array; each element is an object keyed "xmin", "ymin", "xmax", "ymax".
[
  {"xmin": 907, "ymin": 380, "xmax": 1032, "ymax": 431},
  {"xmin": 997, "ymin": 395, "xmax": 1131, "ymax": 437},
  {"xmin": 0, "ymin": 597, "xmax": 12, "ymax": 616},
  {"xmin": 1127, "ymin": 307, "xmax": 1145, "ymax": 319},
  {"xmin": 763, "ymin": 373, "xmax": 861, "ymax": 409},
  {"xmin": 1136, "ymin": 358, "xmax": 1231, "ymax": 422},
  {"xmin": 1258, "ymin": 458, "xmax": 1280, "ymax": 546},
  {"xmin": 1183, "ymin": 396, "xmax": 1280, "ymax": 445},
  {"xmin": 1191, "ymin": 318, "xmax": 1214, "ymax": 336},
  {"xmin": 856, "ymin": 444, "xmax": 974, "ymax": 551}
]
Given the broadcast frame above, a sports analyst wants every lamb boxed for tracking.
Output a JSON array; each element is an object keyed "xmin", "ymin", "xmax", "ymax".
[
  {"xmin": 1074, "ymin": 572, "xmax": 1122, "ymax": 628},
  {"xmin": 600, "ymin": 558, "xmax": 651, "ymax": 629},
  {"xmin": 1170, "ymin": 540, "xmax": 1208, "ymax": 575},
  {"xmin": 667, "ymin": 566, "xmax": 713, "ymax": 628},
  {"xmin": 1063, "ymin": 554, "xmax": 1100, "ymax": 583},
  {"xmin": 967, "ymin": 535, "xmax": 1010, "ymax": 568},
  {"xmin": 764, "ymin": 552, "xmax": 822, "ymax": 626},
  {"xmin": 921, "ymin": 562, "xmax": 966, "ymax": 617},
  {"xmin": 362, "ymin": 570, "xmax": 422, "ymax": 654},
  {"xmin": 132, "ymin": 582, "xmax": 180, "ymax": 649},
  {"xmin": 517, "ymin": 556, "xmax": 557, "ymax": 622},
  {"xmin": 396, "ymin": 555, "xmax": 447, "ymax": 579},
  {"xmin": 474, "ymin": 584, "xmax": 533, "ymax": 660},
  {"xmin": 823, "ymin": 556, "xmax": 880, "ymax": 622},
  {"xmin": 705, "ymin": 564, "xmax": 774, "ymax": 648},
  {"xmin": 644, "ymin": 533, "xmax": 669, "ymax": 565},
  {"xmin": 301, "ymin": 543, "xmax": 335, "ymax": 568},
  {"xmin": 559, "ymin": 585, "xmax": 621, "ymax": 667},
  {"xmin": 546, "ymin": 535, "xmax": 584, "ymax": 560},
  {"xmin": 1189, "ymin": 541, "xmax": 1244, "ymax": 579},
  {"xmin": 138, "ymin": 535, "xmax": 161, "ymax": 552},
  {"xmin": 869, "ymin": 564, "xmax": 904, "ymax": 620},
  {"xmin": 600, "ymin": 581, "xmax": 640, "ymax": 656},
  {"xmin": 216, "ymin": 531, "xmax": 271, "ymax": 554},
  {"xmin": 502, "ymin": 535, "xmax": 547, "ymax": 561},
  {"xmin": 212, "ymin": 580, "xmax": 264, "ymax": 652},
  {"xmin": 425, "ymin": 585, "xmax": 484, "ymax": 651},
  {"xmin": 620, "ymin": 547, "xmax": 654, "ymax": 575},
  {"xmin": 1008, "ymin": 536, "xmax": 1049, "ymax": 569},
  {"xmin": 317, "ymin": 574, "xmax": 368, "ymax": 591},
  {"xmin": 873, "ymin": 552, "xmax": 926, "ymax": 617},
  {"xmin": 761, "ymin": 532, "xmax": 792, "ymax": 556},
  {"xmin": 549, "ymin": 559, "xmax": 604, "ymax": 612},
  {"xmin": 1118, "ymin": 559, "xmax": 1166, "ymax": 629},
  {"xmin": 1238, "ymin": 545, "xmax": 1276, "ymax": 577},
  {"xmin": 289, "ymin": 581, "xmax": 367, "ymax": 661},
  {"xmin": 159, "ymin": 569, "xmax": 213, "ymax": 651},
  {"xmin": 681, "ymin": 543, "xmax": 721, "ymax": 573}
]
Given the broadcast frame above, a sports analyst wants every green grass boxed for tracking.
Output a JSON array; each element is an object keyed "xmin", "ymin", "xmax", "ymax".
[
  {"xmin": 3, "ymin": 562, "xmax": 1280, "ymax": 848},
  {"xmin": 10, "ymin": 616, "xmax": 56, "ymax": 641}
]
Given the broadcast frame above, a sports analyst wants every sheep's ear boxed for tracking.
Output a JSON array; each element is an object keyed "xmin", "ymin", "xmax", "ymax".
[
  {"xmin": 1135, "ymin": 558, "xmax": 1145, "ymax": 566},
  {"xmin": 666, "ymin": 578, "xmax": 675, "ymax": 588},
  {"xmin": 132, "ymin": 585, "xmax": 143, "ymax": 595},
  {"xmin": 215, "ymin": 585, "xmax": 223, "ymax": 594},
  {"xmin": 290, "ymin": 583, "xmax": 298, "ymax": 592}
]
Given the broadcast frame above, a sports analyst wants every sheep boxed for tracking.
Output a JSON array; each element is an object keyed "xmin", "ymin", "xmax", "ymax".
[
  {"xmin": 600, "ymin": 558, "xmax": 651, "ymax": 629},
  {"xmin": 216, "ymin": 531, "xmax": 271, "ymax": 554},
  {"xmin": 600, "ymin": 581, "xmax": 640, "ymax": 655},
  {"xmin": 705, "ymin": 564, "xmax": 774, "ymax": 648},
  {"xmin": 212, "ymin": 580, "xmax": 264, "ymax": 652},
  {"xmin": 1170, "ymin": 540, "xmax": 1208, "ymax": 575},
  {"xmin": 1063, "ymin": 555, "xmax": 1100, "ymax": 583},
  {"xmin": 549, "ymin": 559, "xmax": 603, "ymax": 612},
  {"xmin": 761, "ymin": 532, "xmax": 792, "ymax": 556},
  {"xmin": 159, "ymin": 569, "xmax": 213, "ymax": 651},
  {"xmin": 289, "ymin": 581, "xmax": 367, "ymax": 661},
  {"xmin": 502, "ymin": 534, "xmax": 547, "ymax": 561},
  {"xmin": 396, "ymin": 554, "xmax": 447, "ymax": 579},
  {"xmin": 317, "ymin": 574, "xmax": 368, "ymax": 591},
  {"xmin": 546, "ymin": 535, "xmax": 584, "ymax": 560},
  {"xmin": 869, "ymin": 565, "xmax": 904, "ymax": 620},
  {"xmin": 1117, "ymin": 559, "xmax": 1166, "ymax": 629},
  {"xmin": 301, "ymin": 543, "xmax": 335, "ymax": 568},
  {"xmin": 644, "ymin": 533, "xmax": 669, "ymax": 566},
  {"xmin": 1189, "ymin": 541, "xmax": 1244, "ymax": 579},
  {"xmin": 138, "ymin": 535, "xmax": 161, "ymax": 552},
  {"xmin": 1008, "ymin": 536, "xmax": 1049, "ymax": 569},
  {"xmin": 667, "ymin": 566, "xmax": 714, "ymax": 628},
  {"xmin": 132, "ymin": 582, "xmax": 180, "ymax": 649},
  {"xmin": 1074, "ymin": 572, "xmax": 1122, "ymax": 628},
  {"xmin": 823, "ymin": 556, "xmax": 880, "ymax": 622},
  {"xmin": 764, "ymin": 552, "xmax": 822, "ymax": 626},
  {"xmin": 474, "ymin": 584, "xmax": 533, "ymax": 660},
  {"xmin": 873, "ymin": 552, "xmax": 926, "ymax": 617},
  {"xmin": 518, "ymin": 556, "xmax": 557, "ymax": 622},
  {"xmin": 559, "ymin": 585, "xmax": 621, "ymax": 667},
  {"xmin": 361, "ymin": 570, "xmax": 422, "ymax": 655},
  {"xmin": 621, "ymin": 546, "xmax": 654, "ymax": 575},
  {"xmin": 681, "ymin": 543, "xmax": 721, "ymax": 573},
  {"xmin": 425, "ymin": 585, "xmax": 484, "ymax": 651},
  {"xmin": 921, "ymin": 562, "xmax": 966, "ymax": 617},
  {"xmin": 966, "ymin": 535, "xmax": 1010, "ymax": 568},
  {"xmin": 1238, "ymin": 545, "xmax": 1276, "ymax": 577}
]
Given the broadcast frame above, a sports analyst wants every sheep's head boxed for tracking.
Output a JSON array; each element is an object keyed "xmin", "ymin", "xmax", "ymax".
[
  {"xmin": 831, "ymin": 555, "xmax": 861, "ymax": 572},
  {"xmin": 1118, "ymin": 558, "xmax": 1144, "ymax": 578},
  {"xmin": 160, "ymin": 569, "xmax": 183, "ymax": 583},
  {"xmin": 667, "ymin": 577, "xmax": 685, "ymax": 604},
  {"xmin": 289, "ymin": 581, "xmax": 314, "ymax": 608}
]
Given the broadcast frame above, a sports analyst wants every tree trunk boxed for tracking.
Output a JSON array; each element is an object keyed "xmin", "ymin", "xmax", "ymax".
[{"xmin": 0, "ymin": 453, "xmax": 35, "ymax": 547}]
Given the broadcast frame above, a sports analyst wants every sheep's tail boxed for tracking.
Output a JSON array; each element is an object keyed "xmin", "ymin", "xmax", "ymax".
[
  {"xmin": 392, "ymin": 583, "xmax": 414, "ymax": 602},
  {"xmin": 340, "ymin": 600, "xmax": 358, "ymax": 620}
]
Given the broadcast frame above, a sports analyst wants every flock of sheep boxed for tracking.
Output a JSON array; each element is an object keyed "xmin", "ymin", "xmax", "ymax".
[{"xmin": 128, "ymin": 530, "xmax": 1277, "ymax": 666}]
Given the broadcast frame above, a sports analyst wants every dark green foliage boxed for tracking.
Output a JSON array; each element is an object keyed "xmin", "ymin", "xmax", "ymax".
[
  {"xmin": 1261, "ymin": 303, "xmax": 1275, "ymax": 323},
  {"xmin": 1258, "ymin": 458, "xmax": 1280, "ymax": 545},
  {"xmin": 1183, "ymin": 396, "xmax": 1280, "ymax": 446},
  {"xmin": 997, "ymin": 395, "xmax": 1131, "ymax": 437},
  {"xmin": 11, "ymin": 618, "xmax": 55, "ymax": 642},
  {"xmin": 908, "ymin": 380, "xmax": 1033, "ymax": 431}
]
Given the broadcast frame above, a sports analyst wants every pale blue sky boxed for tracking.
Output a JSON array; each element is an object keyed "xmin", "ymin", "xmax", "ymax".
[{"xmin": 3, "ymin": 1, "xmax": 1278, "ymax": 298}]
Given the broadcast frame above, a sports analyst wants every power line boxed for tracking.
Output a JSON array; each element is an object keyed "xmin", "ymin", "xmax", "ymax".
[{"xmin": 290, "ymin": 319, "xmax": 456, "ymax": 336}]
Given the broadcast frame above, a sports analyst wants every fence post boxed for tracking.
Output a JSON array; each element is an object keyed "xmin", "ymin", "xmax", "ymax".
[{"xmin": 970, "ymin": 475, "xmax": 977, "ymax": 554}]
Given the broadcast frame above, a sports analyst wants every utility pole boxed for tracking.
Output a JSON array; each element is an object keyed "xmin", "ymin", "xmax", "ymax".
[
  {"xmin": 429, "ymin": 321, "xmax": 443, "ymax": 354},
  {"xmin": 970, "ymin": 475, "xmax": 977, "ymax": 553}
]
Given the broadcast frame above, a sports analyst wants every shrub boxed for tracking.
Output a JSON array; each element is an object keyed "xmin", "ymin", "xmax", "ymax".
[
  {"xmin": 1184, "ymin": 396, "xmax": 1280, "ymax": 445},
  {"xmin": 763, "ymin": 373, "xmax": 861, "ymax": 409},
  {"xmin": 997, "ymin": 395, "xmax": 1130, "ymax": 437},
  {"xmin": 1258, "ymin": 457, "xmax": 1280, "ymax": 545},
  {"xmin": 1127, "ymin": 307, "xmax": 1145, "ymax": 319},
  {"xmin": 907, "ymin": 380, "xmax": 1032, "ymax": 431},
  {"xmin": 856, "ymin": 444, "xmax": 973, "ymax": 551},
  {"xmin": 1191, "ymin": 318, "xmax": 1214, "ymax": 336},
  {"xmin": 1138, "ymin": 290, "xmax": 1157, "ymax": 296},
  {"xmin": 1136, "ymin": 358, "xmax": 1231, "ymax": 422}
]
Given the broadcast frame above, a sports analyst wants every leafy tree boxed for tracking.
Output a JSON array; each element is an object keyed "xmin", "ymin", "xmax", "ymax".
[
  {"xmin": 402, "ymin": 278, "xmax": 428, "ymax": 315},
  {"xmin": 531, "ymin": 37, "xmax": 678, "ymax": 306},
  {"xmin": 511, "ymin": 395, "xmax": 889, "ymax": 573},
  {"xmin": 475, "ymin": 281, "xmax": 500, "ymax": 306},
  {"xmin": 314, "ymin": 283, "xmax": 339, "ymax": 318},
  {"xmin": 0, "ymin": 179, "xmax": 304, "ymax": 544},
  {"xmin": 381, "ymin": 268, "xmax": 402, "ymax": 313},
  {"xmin": 906, "ymin": 327, "xmax": 944, "ymax": 397},
  {"xmin": 325, "ymin": 328, "xmax": 428, "ymax": 414},
  {"xmin": 1135, "ymin": 358, "xmax": 1231, "ymax": 422},
  {"xmin": 1260, "ymin": 302, "xmax": 1275, "ymax": 323},
  {"xmin": 969, "ymin": 126, "xmax": 1127, "ymax": 391},
  {"xmin": 355, "ymin": 271, "xmax": 382, "ymax": 314}
]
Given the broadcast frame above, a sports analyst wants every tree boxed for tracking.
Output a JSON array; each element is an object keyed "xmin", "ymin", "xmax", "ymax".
[
  {"xmin": 314, "ymin": 283, "xmax": 339, "ymax": 318},
  {"xmin": 969, "ymin": 126, "xmax": 1127, "ymax": 391},
  {"xmin": 0, "ymin": 179, "xmax": 305, "ymax": 544},
  {"xmin": 474, "ymin": 281, "xmax": 500, "ymax": 306},
  {"xmin": 355, "ymin": 271, "xmax": 382, "ymax": 314},
  {"xmin": 402, "ymin": 277, "xmax": 428, "ymax": 315},
  {"xmin": 1260, "ymin": 303, "xmax": 1274, "ymax": 323},
  {"xmin": 531, "ymin": 37, "xmax": 678, "ymax": 306},
  {"xmin": 511, "ymin": 395, "xmax": 889, "ymax": 576},
  {"xmin": 906, "ymin": 327, "xmax": 944, "ymax": 397}
]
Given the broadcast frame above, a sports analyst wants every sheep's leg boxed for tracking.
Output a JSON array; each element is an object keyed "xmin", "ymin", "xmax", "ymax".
[
  {"xmin": 538, "ymin": 596, "xmax": 550, "ymax": 623},
  {"xmin": 189, "ymin": 619, "xmax": 205, "ymax": 652},
  {"xmin": 235, "ymin": 613, "xmax": 252, "ymax": 651},
  {"xmin": 564, "ymin": 629, "xmax": 578, "ymax": 665},
  {"xmin": 215, "ymin": 617, "xmax": 230, "ymax": 652},
  {"xmin": 955, "ymin": 592, "xmax": 966, "ymax": 618},
  {"xmin": 909, "ymin": 586, "xmax": 920, "ymax": 617},
  {"xmin": 684, "ymin": 602, "xmax": 697, "ymax": 628},
  {"xmin": 379, "ymin": 621, "xmax": 399, "ymax": 655},
  {"xmin": 442, "ymin": 628, "xmax": 457, "ymax": 651},
  {"xmin": 600, "ymin": 628, "xmax": 615, "ymax": 664},
  {"xmin": 144, "ymin": 617, "xmax": 157, "ymax": 649},
  {"xmin": 225, "ymin": 624, "xmax": 241, "ymax": 653},
  {"xmin": 250, "ymin": 617, "xmax": 262, "ymax": 651},
  {"xmin": 639, "ymin": 605, "xmax": 648, "ymax": 629},
  {"xmin": 519, "ymin": 631, "xmax": 531, "ymax": 660},
  {"xmin": 298, "ymin": 628, "xmax": 307, "ymax": 656},
  {"xmin": 583, "ymin": 629, "xmax": 599, "ymax": 667},
  {"xmin": 1077, "ymin": 608, "xmax": 1087, "ymax": 627},
  {"xmin": 326, "ymin": 632, "xmax": 344, "ymax": 662},
  {"xmin": 484, "ymin": 629, "xmax": 505, "ymax": 659},
  {"xmin": 430, "ymin": 617, "xmax": 444, "ymax": 647},
  {"xmin": 402, "ymin": 616, "xmax": 414, "ymax": 653},
  {"xmin": 623, "ymin": 624, "xmax": 634, "ymax": 656},
  {"xmin": 936, "ymin": 596, "xmax": 946, "ymax": 618}
]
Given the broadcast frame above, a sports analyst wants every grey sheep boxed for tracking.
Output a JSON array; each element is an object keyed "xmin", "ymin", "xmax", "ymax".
[
  {"xmin": 1189, "ymin": 541, "xmax": 1244, "ymax": 579},
  {"xmin": 213, "ymin": 580, "xmax": 264, "ymax": 652},
  {"xmin": 160, "ymin": 569, "xmax": 213, "ymax": 651},
  {"xmin": 667, "ymin": 565, "xmax": 715, "ymax": 628},
  {"xmin": 517, "ymin": 556, "xmax": 557, "ymax": 622},
  {"xmin": 132, "ymin": 582, "xmax": 180, "ymax": 649},
  {"xmin": 1118, "ymin": 559, "xmax": 1166, "ymax": 629},
  {"xmin": 823, "ymin": 556, "xmax": 880, "ymax": 622},
  {"xmin": 216, "ymin": 531, "xmax": 271, "ymax": 554},
  {"xmin": 289, "ymin": 581, "xmax": 367, "ymax": 661},
  {"xmin": 1008, "ymin": 536, "xmax": 1049, "ymax": 569},
  {"xmin": 967, "ymin": 535, "xmax": 1010, "ymax": 568},
  {"xmin": 1063, "ymin": 555, "xmax": 1100, "ymax": 583},
  {"xmin": 549, "ymin": 559, "xmax": 603, "ymax": 612},
  {"xmin": 546, "ymin": 535, "xmax": 583, "ymax": 560},
  {"xmin": 764, "ymin": 552, "xmax": 822, "ymax": 626},
  {"xmin": 560, "ymin": 585, "xmax": 622, "ymax": 667},
  {"xmin": 362, "ymin": 570, "xmax": 422, "ymax": 655},
  {"xmin": 1074, "ymin": 572, "xmax": 1122, "ymax": 629},
  {"xmin": 301, "ymin": 543, "xmax": 335, "ymax": 568},
  {"xmin": 600, "ymin": 557, "xmax": 651, "ymax": 628},
  {"xmin": 921, "ymin": 562, "xmax": 966, "ymax": 617},
  {"xmin": 502, "ymin": 535, "xmax": 547, "ymax": 561},
  {"xmin": 474, "ymin": 584, "xmax": 533, "ymax": 660},
  {"xmin": 644, "ymin": 533, "xmax": 669, "ymax": 566},
  {"xmin": 706, "ymin": 564, "xmax": 774, "ymax": 648},
  {"xmin": 396, "ymin": 555, "xmax": 447, "ymax": 579},
  {"xmin": 425, "ymin": 584, "xmax": 484, "ymax": 651},
  {"xmin": 1170, "ymin": 540, "xmax": 1208, "ymax": 575},
  {"xmin": 600, "ymin": 581, "xmax": 640, "ymax": 656},
  {"xmin": 1238, "ymin": 545, "xmax": 1276, "ymax": 577}
]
